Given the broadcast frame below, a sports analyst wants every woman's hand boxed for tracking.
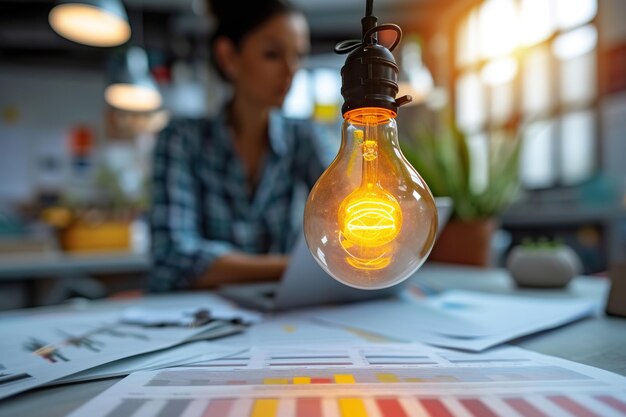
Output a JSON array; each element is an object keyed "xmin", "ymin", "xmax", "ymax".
[{"xmin": 194, "ymin": 253, "xmax": 289, "ymax": 289}]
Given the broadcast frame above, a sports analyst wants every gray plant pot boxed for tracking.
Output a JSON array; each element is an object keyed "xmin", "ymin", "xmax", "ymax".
[{"xmin": 506, "ymin": 245, "xmax": 583, "ymax": 288}]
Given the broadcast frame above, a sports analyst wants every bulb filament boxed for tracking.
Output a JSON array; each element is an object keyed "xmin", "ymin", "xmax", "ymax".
[{"xmin": 338, "ymin": 109, "xmax": 402, "ymax": 270}]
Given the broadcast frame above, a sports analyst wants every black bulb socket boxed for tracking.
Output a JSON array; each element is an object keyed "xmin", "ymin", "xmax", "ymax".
[{"xmin": 338, "ymin": 17, "xmax": 411, "ymax": 116}]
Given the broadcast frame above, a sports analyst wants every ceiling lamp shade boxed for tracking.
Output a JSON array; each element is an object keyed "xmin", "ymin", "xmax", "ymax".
[
  {"xmin": 105, "ymin": 47, "xmax": 162, "ymax": 112},
  {"xmin": 49, "ymin": 0, "xmax": 131, "ymax": 47}
]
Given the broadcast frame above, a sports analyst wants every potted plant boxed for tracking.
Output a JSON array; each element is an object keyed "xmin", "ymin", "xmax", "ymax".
[
  {"xmin": 401, "ymin": 111, "xmax": 523, "ymax": 266},
  {"xmin": 40, "ymin": 164, "xmax": 149, "ymax": 253},
  {"xmin": 506, "ymin": 238, "xmax": 582, "ymax": 288}
]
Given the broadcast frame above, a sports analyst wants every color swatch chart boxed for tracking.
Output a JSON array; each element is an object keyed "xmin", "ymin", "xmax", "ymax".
[
  {"xmin": 68, "ymin": 344, "xmax": 626, "ymax": 417},
  {"xmin": 100, "ymin": 393, "xmax": 626, "ymax": 417}
]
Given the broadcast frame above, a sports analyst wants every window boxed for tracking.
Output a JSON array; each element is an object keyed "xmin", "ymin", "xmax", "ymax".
[{"xmin": 454, "ymin": 0, "xmax": 599, "ymax": 190}]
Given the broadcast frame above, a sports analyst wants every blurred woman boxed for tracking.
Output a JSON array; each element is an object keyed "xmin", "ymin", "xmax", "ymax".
[{"xmin": 149, "ymin": 0, "xmax": 330, "ymax": 291}]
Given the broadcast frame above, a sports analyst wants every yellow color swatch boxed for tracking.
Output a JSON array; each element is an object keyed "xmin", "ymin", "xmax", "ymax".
[
  {"xmin": 334, "ymin": 374, "xmax": 356, "ymax": 384},
  {"xmin": 405, "ymin": 377, "xmax": 425, "ymax": 382},
  {"xmin": 376, "ymin": 373, "xmax": 399, "ymax": 383},
  {"xmin": 339, "ymin": 398, "xmax": 368, "ymax": 417},
  {"xmin": 293, "ymin": 377, "xmax": 311, "ymax": 384},
  {"xmin": 251, "ymin": 399, "xmax": 278, "ymax": 417},
  {"xmin": 263, "ymin": 378, "xmax": 289, "ymax": 385}
]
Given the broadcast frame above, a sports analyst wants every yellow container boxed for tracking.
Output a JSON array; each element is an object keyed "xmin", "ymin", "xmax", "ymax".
[{"xmin": 59, "ymin": 221, "xmax": 131, "ymax": 253}]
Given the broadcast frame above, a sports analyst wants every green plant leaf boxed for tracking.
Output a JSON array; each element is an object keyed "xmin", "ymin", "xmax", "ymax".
[{"xmin": 402, "ymin": 111, "xmax": 523, "ymax": 221}]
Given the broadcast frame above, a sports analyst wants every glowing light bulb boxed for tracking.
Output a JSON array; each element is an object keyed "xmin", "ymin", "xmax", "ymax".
[
  {"xmin": 304, "ymin": 107, "xmax": 438, "ymax": 289},
  {"xmin": 304, "ymin": 0, "xmax": 438, "ymax": 289}
]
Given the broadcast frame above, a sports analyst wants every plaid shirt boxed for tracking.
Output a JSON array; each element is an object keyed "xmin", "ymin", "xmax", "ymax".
[{"xmin": 149, "ymin": 110, "xmax": 333, "ymax": 292}]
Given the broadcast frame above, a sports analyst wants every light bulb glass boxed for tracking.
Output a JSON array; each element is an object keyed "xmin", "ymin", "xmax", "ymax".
[{"xmin": 304, "ymin": 107, "xmax": 438, "ymax": 289}]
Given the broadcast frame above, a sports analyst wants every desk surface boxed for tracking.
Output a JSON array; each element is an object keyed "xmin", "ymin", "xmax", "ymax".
[
  {"xmin": 0, "ymin": 251, "xmax": 150, "ymax": 280},
  {"xmin": 1, "ymin": 264, "xmax": 625, "ymax": 417}
]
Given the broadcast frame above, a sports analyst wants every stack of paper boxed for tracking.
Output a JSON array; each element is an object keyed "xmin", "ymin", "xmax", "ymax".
[
  {"xmin": 0, "ymin": 294, "xmax": 255, "ymax": 399},
  {"xmin": 0, "ymin": 288, "xmax": 605, "ymax": 404}
]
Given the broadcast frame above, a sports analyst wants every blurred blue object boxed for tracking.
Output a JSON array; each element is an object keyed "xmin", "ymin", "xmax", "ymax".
[
  {"xmin": 579, "ymin": 173, "xmax": 617, "ymax": 206},
  {"xmin": 0, "ymin": 211, "xmax": 25, "ymax": 237}
]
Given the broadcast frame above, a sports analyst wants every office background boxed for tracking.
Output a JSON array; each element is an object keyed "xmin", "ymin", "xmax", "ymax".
[{"xmin": 0, "ymin": 0, "xmax": 625, "ymax": 309}]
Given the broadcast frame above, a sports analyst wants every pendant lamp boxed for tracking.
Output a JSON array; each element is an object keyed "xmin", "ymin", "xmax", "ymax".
[
  {"xmin": 49, "ymin": 0, "xmax": 131, "ymax": 47},
  {"xmin": 105, "ymin": 47, "xmax": 162, "ymax": 112}
]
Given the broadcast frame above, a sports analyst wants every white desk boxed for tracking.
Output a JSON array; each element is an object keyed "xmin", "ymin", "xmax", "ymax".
[{"xmin": 1, "ymin": 264, "xmax": 625, "ymax": 417}]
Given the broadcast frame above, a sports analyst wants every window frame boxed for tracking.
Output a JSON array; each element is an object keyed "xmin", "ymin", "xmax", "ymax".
[{"xmin": 448, "ymin": 0, "xmax": 602, "ymax": 192}]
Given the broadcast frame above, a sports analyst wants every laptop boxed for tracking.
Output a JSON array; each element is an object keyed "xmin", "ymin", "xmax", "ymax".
[{"xmin": 218, "ymin": 197, "xmax": 453, "ymax": 311}]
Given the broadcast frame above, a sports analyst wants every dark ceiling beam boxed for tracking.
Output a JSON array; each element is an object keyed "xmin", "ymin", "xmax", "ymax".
[{"xmin": 0, "ymin": 0, "xmax": 452, "ymax": 70}]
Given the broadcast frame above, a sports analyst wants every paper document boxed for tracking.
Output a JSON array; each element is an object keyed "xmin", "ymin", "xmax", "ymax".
[
  {"xmin": 67, "ymin": 342, "xmax": 626, "ymax": 417},
  {"xmin": 313, "ymin": 290, "xmax": 598, "ymax": 351},
  {"xmin": 121, "ymin": 303, "xmax": 261, "ymax": 327},
  {"xmin": 425, "ymin": 290, "xmax": 599, "ymax": 335},
  {"xmin": 216, "ymin": 315, "xmax": 367, "ymax": 348},
  {"xmin": 0, "ymin": 294, "xmax": 247, "ymax": 400}
]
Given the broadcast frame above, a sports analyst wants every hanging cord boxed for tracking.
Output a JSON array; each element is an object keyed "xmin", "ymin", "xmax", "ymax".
[
  {"xmin": 334, "ymin": 0, "xmax": 402, "ymax": 54},
  {"xmin": 366, "ymin": 0, "xmax": 373, "ymax": 17}
]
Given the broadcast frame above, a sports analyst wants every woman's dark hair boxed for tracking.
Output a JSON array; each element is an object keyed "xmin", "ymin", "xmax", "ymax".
[{"xmin": 207, "ymin": 0, "xmax": 300, "ymax": 81}]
